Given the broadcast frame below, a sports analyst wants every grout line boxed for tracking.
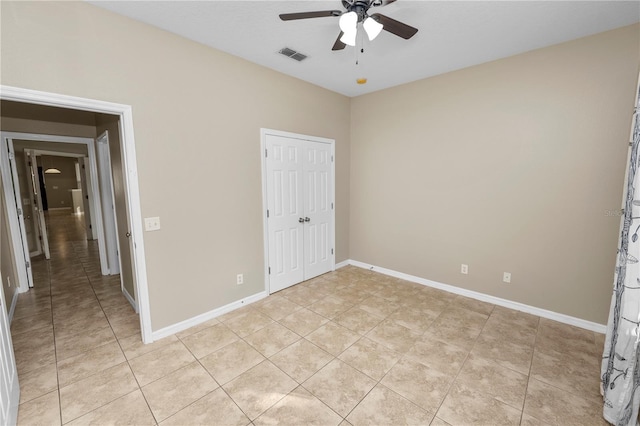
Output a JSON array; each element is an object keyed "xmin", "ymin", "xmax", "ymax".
[
  {"xmin": 46, "ymin": 251, "xmax": 65, "ymax": 426},
  {"xmin": 519, "ymin": 317, "xmax": 542, "ymax": 425}
]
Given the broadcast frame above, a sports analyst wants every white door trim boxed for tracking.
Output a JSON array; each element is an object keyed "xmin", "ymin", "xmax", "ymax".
[
  {"xmin": 260, "ymin": 128, "xmax": 336, "ymax": 295},
  {"xmin": 0, "ymin": 85, "xmax": 153, "ymax": 344}
]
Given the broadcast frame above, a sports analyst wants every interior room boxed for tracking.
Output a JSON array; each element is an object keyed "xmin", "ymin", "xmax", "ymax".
[{"xmin": 1, "ymin": 1, "xmax": 639, "ymax": 425}]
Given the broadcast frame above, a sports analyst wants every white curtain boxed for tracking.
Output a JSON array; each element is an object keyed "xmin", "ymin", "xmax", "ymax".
[{"xmin": 602, "ymin": 75, "xmax": 640, "ymax": 425}]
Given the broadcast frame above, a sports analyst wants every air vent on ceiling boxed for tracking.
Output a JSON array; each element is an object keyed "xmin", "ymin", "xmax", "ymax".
[{"xmin": 279, "ymin": 47, "xmax": 307, "ymax": 62}]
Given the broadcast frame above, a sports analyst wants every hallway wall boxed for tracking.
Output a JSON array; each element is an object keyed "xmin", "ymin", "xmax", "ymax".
[
  {"xmin": 0, "ymin": 117, "xmax": 96, "ymax": 139},
  {"xmin": 40, "ymin": 155, "xmax": 78, "ymax": 210}
]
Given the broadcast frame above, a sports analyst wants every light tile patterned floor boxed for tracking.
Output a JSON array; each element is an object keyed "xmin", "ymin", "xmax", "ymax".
[{"xmin": 12, "ymin": 212, "xmax": 607, "ymax": 425}]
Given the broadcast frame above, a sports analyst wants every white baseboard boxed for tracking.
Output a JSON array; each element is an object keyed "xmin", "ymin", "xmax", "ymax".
[
  {"xmin": 48, "ymin": 207, "xmax": 71, "ymax": 211},
  {"xmin": 122, "ymin": 287, "xmax": 138, "ymax": 314},
  {"xmin": 152, "ymin": 291, "xmax": 268, "ymax": 341},
  {"xmin": 335, "ymin": 259, "xmax": 350, "ymax": 269},
  {"xmin": 348, "ymin": 259, "xmax": 607, "ymax": 334}
]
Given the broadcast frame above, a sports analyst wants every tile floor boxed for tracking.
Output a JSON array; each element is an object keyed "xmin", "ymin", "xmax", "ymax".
[{"xmin": 11, "ymin": 212, "xmax": 607, "ymax": 425}]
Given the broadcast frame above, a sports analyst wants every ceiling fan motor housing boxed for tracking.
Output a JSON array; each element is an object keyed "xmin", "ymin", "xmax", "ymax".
[{"xmin": 342, "ymin": 0, "xmax": 374, "ymax": 22}]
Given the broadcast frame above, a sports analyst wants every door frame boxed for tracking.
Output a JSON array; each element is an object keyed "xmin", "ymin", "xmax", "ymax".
[
  {"xmin": 0, "ymin": 85, "xmax": 153, "ymax": 344},
  {"xmin": 2, "ymin": 132, "xmax": 109, "ymax": 278},
  {"xmin": 260, "ymin": 128, "xmax": 336, "ymax": 294},
  {"xmin": 30, "ymin": 150, "xmax": 98, "ymax": 242}
]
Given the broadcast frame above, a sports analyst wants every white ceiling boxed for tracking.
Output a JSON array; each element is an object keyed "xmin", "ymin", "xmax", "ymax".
[{"xmin": 90, "ymin": 1, "xmax": 640, "ymax": 97}]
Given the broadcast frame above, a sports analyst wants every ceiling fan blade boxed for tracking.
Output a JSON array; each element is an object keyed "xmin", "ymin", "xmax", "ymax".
[
  {"xmin": 332, "ymin": 32, "xmax": 347, "ymax": 51},
  {"xmin": 371, "ymin": 0, "xmax": 397, "ymax": 7},
  {"xmin": 370, "ymin": 13, "xmax": 418, "ymax": 39},
  {"xmin": 279, "ymin": 10, "xmax": 342, "ymax": 21}
]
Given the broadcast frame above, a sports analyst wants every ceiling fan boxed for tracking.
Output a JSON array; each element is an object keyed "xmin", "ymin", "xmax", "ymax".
[{"xmin": 279, "ymin": 0, "xmax": 418, "ymax": 51}]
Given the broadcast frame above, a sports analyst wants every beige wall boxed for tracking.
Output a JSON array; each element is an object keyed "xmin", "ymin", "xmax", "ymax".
[
  {"xmin": 0, "ymin": 173, "xmax": 20, "ymax": 315},
  {"xmin": 350, "ymin": 24, "xmax": 640, "ymax": 324},
  {"xmin": 0, "ymin": 1, "xmax": 351, "ymax": 330}
]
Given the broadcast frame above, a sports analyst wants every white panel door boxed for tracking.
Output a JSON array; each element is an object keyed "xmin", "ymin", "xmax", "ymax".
[
  {"xmin": 0, "ymin": 278, "xmax": 19, "ymax": 426},
  {"xmin": 96, "ymin": 132, "xmax": 120, "ymax": 275},
  {"xmin": 265, "ymin": 132, "xmax": 334, "ymax": 293},
  {"xmin": 22, "ymin": 151, "xmax": 42, "ymax": 257},
  {"xmin": 28, "ymin": 152, "xmax": 50, "ymax": 259},
  {"xmin": 266, "ymin": 135, "xmax": 304, "ymax": 292},
  {"xmin": 5, "ymin": 139, "xmax": 34, "ymax": 289},
  {"xmin": 303, "ymin": 142, "xmax": 332, "ymax": 280}
]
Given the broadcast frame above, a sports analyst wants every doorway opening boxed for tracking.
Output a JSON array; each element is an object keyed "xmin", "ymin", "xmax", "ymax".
[{"xmin": 0, "ymin": 86, "xmax": 152, "ymax": 343}]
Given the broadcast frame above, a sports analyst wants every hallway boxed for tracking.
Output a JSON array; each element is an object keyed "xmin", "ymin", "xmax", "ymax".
[{"xmin": 11, "ymin": 210, "xmax": 141, "ymax": 424}]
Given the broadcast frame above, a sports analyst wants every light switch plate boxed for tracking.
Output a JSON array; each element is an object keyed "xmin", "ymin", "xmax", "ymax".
[{"xmin": 144, "ymin": 217, "xmax": 161, "ymax": 231}]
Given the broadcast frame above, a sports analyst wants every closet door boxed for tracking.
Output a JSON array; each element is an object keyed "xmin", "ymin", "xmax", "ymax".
[
  {"xmin": 303, "ymin": 141, "xmax": 332, "ymax": 280},
  {"xmin": 265, "ymin": 135, "xmax": 305, "ymax": 292},
  {"xmin": 264, "ymin": 132, "xmax": 334, "ymax": 293}
]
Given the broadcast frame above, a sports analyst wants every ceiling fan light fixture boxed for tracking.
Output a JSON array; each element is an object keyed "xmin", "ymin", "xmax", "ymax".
[
  {"xmin": 338, "ymin": 11, "xmax": 357, "ymax": 33},
  {"xmin": 340, "ymin": 30, "xmax": 357, "ymax": 46},
  {"xmin": 363, "ymin": 17, "xmax": 383, "ymax": 41}
]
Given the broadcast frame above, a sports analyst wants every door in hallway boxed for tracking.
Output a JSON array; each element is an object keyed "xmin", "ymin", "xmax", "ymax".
[
  {"xmin": 27, "ymin": 151, "xmax": 50, "ymax": 259},
  {"xmin": 264, "ymin": 133, "xmax": 334, "ymax": 293},
  {"xmin": 96, "ymin": 131, "xmax": 120, "ymax": 275},
  {"xmin": 1, "ymin": 137, "xmax": 34, "ymax": 289},
  {"xmin": 0, "ymin": 277, "xmax": 19, "ymax": 426}
]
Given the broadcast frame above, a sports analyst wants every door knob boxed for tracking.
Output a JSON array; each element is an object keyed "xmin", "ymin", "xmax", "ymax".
[
  {"xmin": 298, "ymin": 218, "xmax": 304, "ymax": 223},
  {"xmin": 126, "ymin": 232, "xmax": 131, "ymax": 238},
  {"xmin": 304, "ymin": 217, "xmax": 310, "ymax": 222}
]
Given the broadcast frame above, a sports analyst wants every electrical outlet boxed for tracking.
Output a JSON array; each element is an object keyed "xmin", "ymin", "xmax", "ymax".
[
  {"xmin": 236, "ymin": 274, "xmax": 244, "ymax": 285},
  {"xmin": 461, "ymin": 264, "xmax": 468, "ymax": 274},
  {"xmin": 503, "ymin": 272, "xmax": 511, "ymax": 283},
  {"xmin": 144, "ymin": 217, "xmax": 161, "ymax": 231}
]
